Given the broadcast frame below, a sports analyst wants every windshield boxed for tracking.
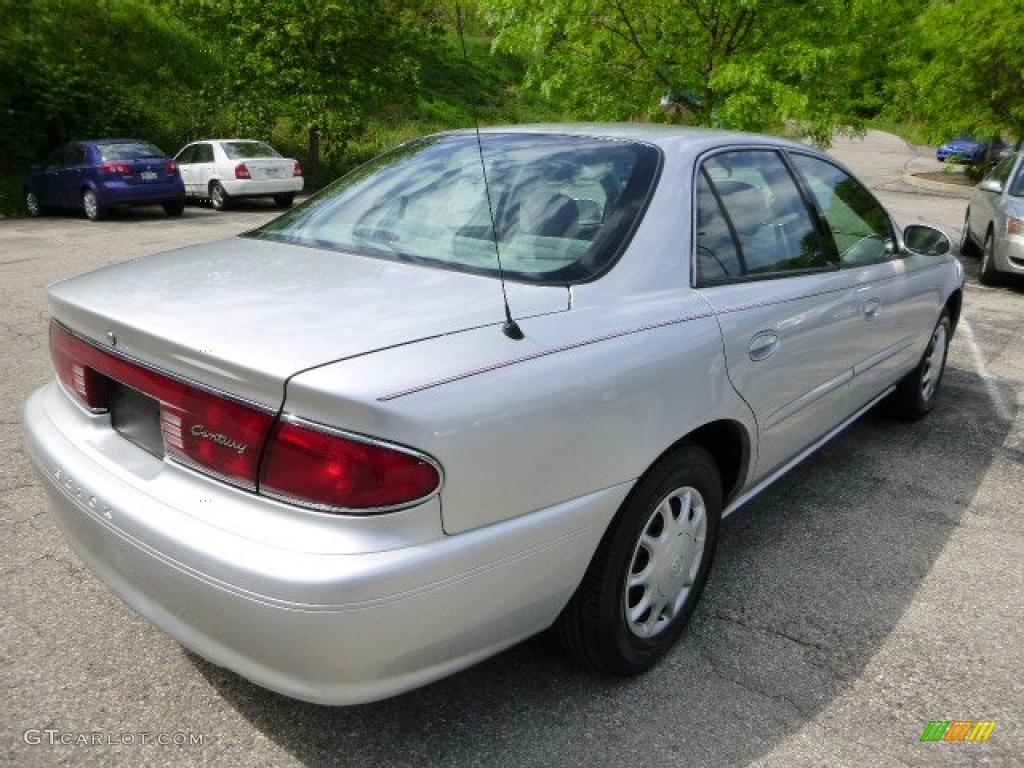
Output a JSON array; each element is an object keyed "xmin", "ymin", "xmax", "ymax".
[
  {"xmin": 245, "ymin": 133, "xmax": 660, "ymax": 284},
  {"xmin": 222, "ymin": 141, "xmax": 281, "ymax": 159},
  {"xmin": 97, "ymin": 142, "xmax": 166, "ymax": 160}
]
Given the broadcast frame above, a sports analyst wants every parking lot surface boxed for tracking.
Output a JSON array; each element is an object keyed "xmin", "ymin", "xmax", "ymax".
[{"xmin": 1, "ymin": 137, "xmax": 1021, "ymax": 767}]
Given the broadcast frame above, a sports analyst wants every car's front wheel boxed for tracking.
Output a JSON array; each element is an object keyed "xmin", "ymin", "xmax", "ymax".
[
  {"xmin": 209, "ymin": 182, "xmax": 230, "ymax": 211},
  {"xmin": 979, "ymin": 229, "xmax": 1001, "ymax": 285},
  {"xmin": 555, "ymin": 443, "xmax": 721, "ymax": 674},
  {"xmin": 888, "ymin": 310, "xmax": 951, "ymax": 420},
  {"xmin": 82, "ymin": 189, "xmax": 105, "ymax": 221}
]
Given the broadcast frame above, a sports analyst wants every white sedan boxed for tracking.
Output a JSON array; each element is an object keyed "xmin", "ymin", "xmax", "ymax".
[
  {"xmin": 173, "ymin": 139, "xmax": 303, "ymax": 210},
  {"xmin": 24, "ymin": 125, "xmax": 963, "ymax": 705}
]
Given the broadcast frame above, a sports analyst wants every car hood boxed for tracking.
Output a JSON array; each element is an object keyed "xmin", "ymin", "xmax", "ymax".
[
  {"xmin": 47, "ymin": 237, "xmax": 569, "ymax": 406},
  {"xmin": 943, "ymin": 139, "xmax": 982, "ymax": 151}
]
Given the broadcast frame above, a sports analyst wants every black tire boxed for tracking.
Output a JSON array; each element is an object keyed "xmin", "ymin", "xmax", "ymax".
[
  {"xmin": 25, "ymin": 190, "xmax": 43, "ymax": 217},
  {"xmin": 82, "ymin": 189, "xmax": 105, "ymax": 221},
  {"xmin": 959, "ymin": 210, "xmax": 977, "ymax": 257},
  {"xmin": 209, "ymin": 181, "xmax": 230, "ymax": 211},
  {"xmin": 979, "ymin": 229, "xmax": 1001, "ymax": 285},
  {"xmin": 554, "ymin": 443, "xmax": 722, "ymax": 674},
  {"xmin": 887, "ymin": 310, "xmax": 951, "ymax": 421},
  {"xmin": 273, "ymin": 192, "xmax": 295, "ymax": 208},
  {"xmin": 163, "ymin": 199, "xmax": 185, "ymax": 216}
]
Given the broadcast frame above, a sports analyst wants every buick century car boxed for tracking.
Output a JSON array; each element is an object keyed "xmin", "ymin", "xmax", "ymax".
[{"xmin": 24, "ymin": 125, "xmax": 964, "ymax": 705}]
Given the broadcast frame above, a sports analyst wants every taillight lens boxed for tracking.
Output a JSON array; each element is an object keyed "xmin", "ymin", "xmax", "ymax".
[
  {"xmin": 166, "ymin": 159, "xmax": 179, "ymax": 174},
  {"xmin": 235, "ymin": 162, "xmax": 250, "ymax": 179},
  {"xmin": 100, "ymin": 161, "xmax": 132, "ymax": 176},
  {"xmin": 1006, "ymin": 217, "xmax": 1024, "ymax": 237},
  {"xmin": 261, "ymin": 419, "xmax": 441, "ymax": 510},
  {"xmin": 49, "ymin": 321, "xmax": 275, "ymax": 489},
  {"xmin": 49, "ymin": 321, "xmax": 442, "ymax": 512},
  {"xmin": 293, "ymin": 161, "xmax": 303, "ymax": 177}
]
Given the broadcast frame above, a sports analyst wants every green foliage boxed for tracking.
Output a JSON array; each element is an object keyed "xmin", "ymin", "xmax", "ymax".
[
  {"xmin": 477, "ymin": 0, "xmax": 919, "ymax": 146},
  {"xmin": 0, "ymin": 0, "xmax": 217, "ymax": 175},
  {"xmin": 892, "ymin": 0, "xmax": 1024, "ymax": 146}
]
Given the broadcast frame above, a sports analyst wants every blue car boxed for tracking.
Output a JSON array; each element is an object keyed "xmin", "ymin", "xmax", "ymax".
[
  {"xmin": 24, "ymin": 139, "xmax": 186, "ymax": 221},
  {"xmin": 936, "ymin": 136, "xmax": 1008, "ymax": 164}
]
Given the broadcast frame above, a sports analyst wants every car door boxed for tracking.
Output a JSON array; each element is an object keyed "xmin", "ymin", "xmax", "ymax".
[
  {"xmin": 693, "ymin": 148, "xmax": 866, "ymax": 480},
  {"xmin": 34, "ymin": 145, "xmax": 68, "ymax": 208},
  {"xmin": 55, "ymin": 143, "xmax": 90, "ymax": 208},
  {"xmin": 970, "ymin": 155, "xmax": 1016, "ymax": 241},
  {"xmin": 175, "ymin": 144, "xmax": 199, "ymax": 196},
  {"xmin": 788, "ymin": 152, "xmax": 938, "ymax": 410},
  {"xmin": 194, "ymin": 143, "xmax": 217, "ymax": 195}
]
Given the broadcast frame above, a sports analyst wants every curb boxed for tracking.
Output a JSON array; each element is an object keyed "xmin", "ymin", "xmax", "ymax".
[{"xmin": 900, "ymin": 172, "xmax": 974, "ymax": 199}]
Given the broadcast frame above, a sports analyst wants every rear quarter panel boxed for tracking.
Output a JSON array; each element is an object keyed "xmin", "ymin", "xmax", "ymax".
[{"xmin": 283, "ymin": 291, "xmax": 755, "ymax": 535}]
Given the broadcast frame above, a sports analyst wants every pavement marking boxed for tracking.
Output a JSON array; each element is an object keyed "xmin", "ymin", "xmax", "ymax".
[{"xmin": 959, "ymin": 319, "xmax": 1013, "ymax": 421}]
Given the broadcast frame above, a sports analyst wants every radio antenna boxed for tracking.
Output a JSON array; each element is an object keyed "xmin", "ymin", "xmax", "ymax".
[{"xmin": 456, "ymin": 3, "xmax": 524, "ymax": 341}]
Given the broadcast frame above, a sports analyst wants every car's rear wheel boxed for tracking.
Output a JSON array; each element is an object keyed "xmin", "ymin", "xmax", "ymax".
[
  {"xmin": 82, "ymin": 189, "xmax": 104, "ymax": 221},
  {"xmin": 959, "ymin": 210, "xmax": 977, "ymax": 257},
  {"xmin": 163, "ymin": 199, "xmax": 185, "ymax": 216},
  {"xmin": 887, "ymin": 310, "xmax": 951, "ymax": 420},
  {"xmin": 25, "ymin": 190, "xmax": 42, "ymax": 217},
  {"xmin": 979, "ymin": 229, "xmax": 1001, "ymax": 285},
  {"xmin": 210, "ymin": 182, "xmax": 230, "ymax": 211},
  {"xmin": 273, "ymin": 193, "xmax": 295, "ymax": 209},
  {"xmin": 554, "ymin": 443, "xmax": 721, "ymax": 674}
]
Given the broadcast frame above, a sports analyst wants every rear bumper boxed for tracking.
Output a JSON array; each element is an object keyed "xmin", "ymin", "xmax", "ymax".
[
  {"xmin": 220, "ymin": 177, "xmax": 303, "ymax": 198},
  {"xmin": 23, "ymin": 382, "xmax": 620, "ymax": 704},
  {"xmin": 96, "ymin": 179, "xmax": 184, "ymax": 207}
]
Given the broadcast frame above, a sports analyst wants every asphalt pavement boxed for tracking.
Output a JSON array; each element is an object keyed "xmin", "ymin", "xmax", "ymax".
[{"xmin": 1, "ymin": 136, "xmax": 1021, "ymax": 767}]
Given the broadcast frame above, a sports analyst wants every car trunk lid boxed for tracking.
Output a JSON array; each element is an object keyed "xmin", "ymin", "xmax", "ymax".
[{"xmin": 47, "ymin": 237, "xmax": 569, "ymax": 406}]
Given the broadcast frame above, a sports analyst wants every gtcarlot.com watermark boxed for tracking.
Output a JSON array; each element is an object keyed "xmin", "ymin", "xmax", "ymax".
[{"xmin": 24, "ymin": 729, "xmax": 204, "ymax": 747}]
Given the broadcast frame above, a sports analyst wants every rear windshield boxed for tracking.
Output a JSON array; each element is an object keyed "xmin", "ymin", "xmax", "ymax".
[
  {"xmin": 245, "ymin": 133, "xmax": 660, "ymax": 284},
  {"xmin": 222, "ymin": 141, "xmax": 281, "ymax": 159},
  {"xmin": 97, "ymin": 142, "xmax": 166, "ymax": 161}
]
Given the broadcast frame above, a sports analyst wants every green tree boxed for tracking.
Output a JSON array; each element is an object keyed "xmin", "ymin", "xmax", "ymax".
[
  {"xmin": 898, "ymin": 0, "xmax": 1024, "ymax": 151},
  {"xmin": 478, "ymin": 0, "xmax": 913, "ymax": 145},
  {"xmin": 171, "ymin": 0, "xmax": 445, "ymax": 179}
]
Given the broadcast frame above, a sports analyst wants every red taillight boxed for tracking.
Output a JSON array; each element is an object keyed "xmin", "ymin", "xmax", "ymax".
[
  {"xmin": 235, "ymin": 162, "xmax": 250, "ymax": 180},
  {"xmin": 1007, "ymin": 217, "xmax": 1024, "ymax": 236},
  {"xmin": 166, "ymin": 159, "xmax": 179, "ymax": 174},
  {"xmin": 293, "ymin": 161, "xmax": 303, "ymax": 177},
  {"xmin": 261, "ymin": 419, "xmax": 441, "ymax": 510},
  {"xmin": 49, "ymin": 321, "xmax": 442, "ymax": 511},
  {"xmin": 100, "ymin": 161, "xmax": 132, "ymax": 176},
  {"xmin": 49, "ymin": 321, "xmax": 275, "ymax": 489}
]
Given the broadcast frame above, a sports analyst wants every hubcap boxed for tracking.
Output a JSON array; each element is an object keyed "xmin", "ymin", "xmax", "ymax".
[
  {"xmin": 83, "ymin": 192, "xmax": 98, "ymax": 219},
  {"xmin": 920, "ymin": 322, "xmax": 947, "ymax": 402},
  {"xmin": 624, "ymin": 486, "xmax": 707, "ymax": 639}
]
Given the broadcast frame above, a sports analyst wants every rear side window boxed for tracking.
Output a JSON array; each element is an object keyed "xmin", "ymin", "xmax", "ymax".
[
  {"xmin": 696, "ymin": 150, "xmax": 827, "ymax": 284},
  {"xmin": 790, "ymin": 153, "xmax": 894, "ymax": 266}
]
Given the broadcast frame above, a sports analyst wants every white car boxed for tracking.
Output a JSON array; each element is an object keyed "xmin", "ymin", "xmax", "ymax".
[
  {"xmin": 173, "ymin": 139, "xmax": 303, "ymax": 210},
  {"xmin": 24, "ymin": 125, "xmax": 963, "ymax": 706}
]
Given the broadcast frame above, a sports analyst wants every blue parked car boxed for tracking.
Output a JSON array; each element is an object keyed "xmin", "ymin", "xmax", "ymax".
[
  {"xmin": 936, "ymin": 136, "xmax": 1008, "ymax": 164},
  {"xmin": 24, "ymin": 139, "xmax": 186, "ymax": 221}
]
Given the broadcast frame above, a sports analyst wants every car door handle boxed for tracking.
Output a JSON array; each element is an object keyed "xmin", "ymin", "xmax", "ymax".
[
  {"xmin": 863, "ymin": 298, "xmax": 881, "ymax": 320},
  {"xmin": 749, "ymin": 330, "xmax": 779, "ymax": 361}
]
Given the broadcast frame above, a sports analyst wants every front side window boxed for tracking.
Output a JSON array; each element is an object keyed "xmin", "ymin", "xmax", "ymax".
[
  {"xmin": 790, "ymin": 153, "xmax": 894, "ymax": 266},
  {"xmin": 696, "ymin": 150, "xmax": 827, "ymax": 283},
  {"xmin": 1005, "ymin": 155, "xmax": 1024, "ymax": 197},
  {"xmin": 247, "ymin": 133, "xmax": 661, "ymax": 284},
  {"xmin": 988, "ymin": 155, "xmax": 1015, "ymax": 186},
  {"xmin": 196, "ymin": 144, "xmax": 215, "ymax": 163}
]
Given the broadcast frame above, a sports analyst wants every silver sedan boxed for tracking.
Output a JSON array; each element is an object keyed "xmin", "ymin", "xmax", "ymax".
[
  {"xmin": 962, "ymin": 151, "xmax": 1024, "ymax": 284},
  {"xmin": 23, "ymin": 125, "xmax": 964, "ymax": 705}
]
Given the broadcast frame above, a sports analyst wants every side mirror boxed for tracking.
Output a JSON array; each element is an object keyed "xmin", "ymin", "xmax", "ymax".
[
  {"xmin": 979, "ymin": 178, "xmax": 1003, "ymax": 193},
  {"xmin": 903, "ymin": 224, "xmax": 951, "ymax": 256}
]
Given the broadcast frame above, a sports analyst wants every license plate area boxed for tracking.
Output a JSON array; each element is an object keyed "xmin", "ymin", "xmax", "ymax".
[
  {"xmin": 140, "ymin": 170, "xmax": 158, "ymax": 181},
  {"xmin": 110, "ymin": 380, "xmax": 164, "ymax": 458}
]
